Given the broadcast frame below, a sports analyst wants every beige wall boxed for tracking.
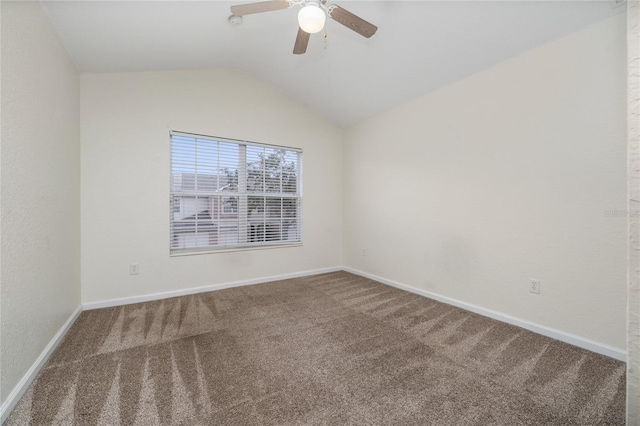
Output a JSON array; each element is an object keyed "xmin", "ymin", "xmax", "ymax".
[
  {"xmin": 627, "ymin": 1, "xmax": 640, "ymax": 422},
  {"xmin": 0, "ymin": 0, "xmax": 80, "ymax": 407},
  {"xmin": 80, "ymin": 70, "xmax": 343, "ymax": 304},
  {"xmin": 344, "ymin": 14, "xmax": 627, "ymax": 351}
]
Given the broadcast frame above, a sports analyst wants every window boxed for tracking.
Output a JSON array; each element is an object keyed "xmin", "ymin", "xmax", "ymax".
[
  {"xmin": 222, "ymin": 196, "xmax": 237, "ymax": 214},
  {"xmin": 172, "ymin": 197, "xmax": 181, "ymax": 213},
  {"xmin": 170, "ymin": 132, "xmax": 302, "ymax": 253}
]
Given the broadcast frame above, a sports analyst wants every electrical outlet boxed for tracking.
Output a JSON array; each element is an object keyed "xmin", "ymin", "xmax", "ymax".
[
  {"xmin": 130, "ymin": 263, "xmax": 139, "ymax": 275},
  {"xmin": 529, "ymin": 279, "xmax": 540, "ymax": 294}
]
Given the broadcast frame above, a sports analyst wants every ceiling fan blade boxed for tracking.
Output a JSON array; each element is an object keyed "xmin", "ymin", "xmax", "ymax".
[
  {"xmin": 293, "ymin": 27, "xmax": 310, "ymax": 55},
  {"xmin": 328, "ymin": 5, "xmax": 377, "ymax": 38},
  {"xmin": 230, "ymin": 1, "xmax": 290, "ymax": 16}
]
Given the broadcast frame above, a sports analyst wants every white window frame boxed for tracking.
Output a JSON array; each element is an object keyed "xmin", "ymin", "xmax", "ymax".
[{"xmin": 170, "ymin": 131, "xmax": 303, "ymax": 255}]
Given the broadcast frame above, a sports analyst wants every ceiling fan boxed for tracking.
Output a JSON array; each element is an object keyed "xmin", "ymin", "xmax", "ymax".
[{"xmin": 229, "ymin": 0, "xmax": 378, "ymax": 55}]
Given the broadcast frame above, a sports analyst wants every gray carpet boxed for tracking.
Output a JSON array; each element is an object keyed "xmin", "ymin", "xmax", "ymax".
[{"xmin": 6, "ymin": 271, "xmax": 626, "ymax": 425}]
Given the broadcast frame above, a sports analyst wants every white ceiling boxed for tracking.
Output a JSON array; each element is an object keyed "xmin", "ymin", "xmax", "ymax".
[{"xmin": 40, "ymin": 0, "xmax": 623, "ymax": 127}]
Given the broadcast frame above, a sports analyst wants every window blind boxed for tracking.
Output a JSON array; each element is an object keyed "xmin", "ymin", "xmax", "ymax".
[{"xmin": 170, "ymin": 132, "xmax": 303, "ymax": 253}]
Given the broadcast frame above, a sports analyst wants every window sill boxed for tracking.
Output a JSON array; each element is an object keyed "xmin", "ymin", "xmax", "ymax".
[{"xmin": 170, "ymin": 242, "xmax": 303, "ymax": 257}]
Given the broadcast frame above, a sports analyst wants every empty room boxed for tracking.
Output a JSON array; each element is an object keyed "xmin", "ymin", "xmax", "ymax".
[{"xmin": 1, "ymin": 0, "xmax": 639, "ymax": 424}]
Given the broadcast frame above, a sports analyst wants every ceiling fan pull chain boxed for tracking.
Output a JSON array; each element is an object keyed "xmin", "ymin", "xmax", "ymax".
[{"xmin": 324, "ymin": 31, "xmax": 328, "ymax": 49}]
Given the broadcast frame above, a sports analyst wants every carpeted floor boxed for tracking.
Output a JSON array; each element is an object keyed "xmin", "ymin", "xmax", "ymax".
[{"xmin": 6, "ymin": 271, "xmax": 626, "ymax": 425}]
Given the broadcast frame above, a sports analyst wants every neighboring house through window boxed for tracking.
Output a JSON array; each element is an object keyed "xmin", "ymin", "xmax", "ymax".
[{"xmin": 170, "ymin": 132, "xmax": 302, "ymax": 252}]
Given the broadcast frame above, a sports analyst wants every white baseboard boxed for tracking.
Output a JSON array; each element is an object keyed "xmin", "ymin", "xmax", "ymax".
[
  {"xmin": 343, "ymin": 267, "xmax": 626, "ymax": 362},
  {"xmin": 83, "ymin": 266, "xmax": 343, "ymax": 310},
  {"xmin": 0, "ymin": 305, "xmax": 82, "ymax": 424}
]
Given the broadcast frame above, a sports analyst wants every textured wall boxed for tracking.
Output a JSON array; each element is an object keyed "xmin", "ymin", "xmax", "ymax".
[
  {"xmin": 0, "ymin": 1, "xmax": 80, "ymax": 407},
  {"xmin": 628, "ymin": 1, "xmax": 640, "ymax": 423},
  {"xmin": 344, "ymin": 15, "xmax": 627, "ymax": 351},
  {"xmin": 80, "ymin": 70, "xmax": 343, "ymax": 304}
]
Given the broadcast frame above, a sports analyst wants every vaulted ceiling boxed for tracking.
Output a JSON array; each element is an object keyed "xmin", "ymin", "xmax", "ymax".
[{"xmin": 40, "ymin": 1, "xmax": 624, "ymax": 127}]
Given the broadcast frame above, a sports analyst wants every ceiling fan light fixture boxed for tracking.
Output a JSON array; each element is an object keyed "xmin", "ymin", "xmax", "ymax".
[{"xmin": 298, "ymin": 3, "xmax": 326, "ymax": 34}]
